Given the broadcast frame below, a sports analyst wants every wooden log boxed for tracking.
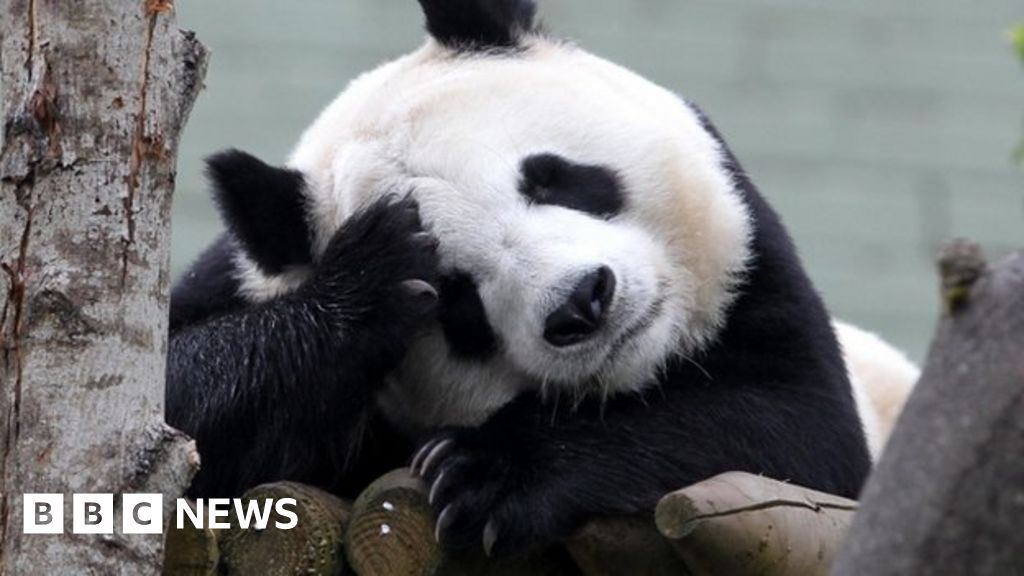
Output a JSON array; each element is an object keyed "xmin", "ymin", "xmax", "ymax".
[
  {"xmin": 654, "ymin": 472, "xmax": 856, "ymax": 576},
  {"xmin": 218, "ymin": 482, "xmax": 351, "ymax": 576},
  {"xmin": 162, "ymin": 500, "xmax": 218, "ymax": 576},
  {"xmin": 834, "ymin": 244, "xmax": 1024, "ymax": 575},
  {"xmin": 567, "ymin": 516, "xmax": 690, "ymax": 576},
  {"xmin": 344, "ymin": 469, "xmax": 580, "ymax": 576},
  {"xmin": 345, "ymin": 469, "xmax": 441, "ymax": 576}
]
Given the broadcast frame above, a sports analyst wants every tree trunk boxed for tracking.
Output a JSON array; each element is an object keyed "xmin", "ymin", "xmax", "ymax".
[
  {"xmin": 0, "ymin": 1, "xmax": 207, "ymax": 573},
  {"xmin": 833, "ymin": 241, "xmax": 1024, "ymax": 575}
]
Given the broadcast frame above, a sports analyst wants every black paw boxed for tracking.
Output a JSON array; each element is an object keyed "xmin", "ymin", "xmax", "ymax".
[
  {"xmin": 303, "ymin": 194, "xmax": 440, "ymax": 346},
  {"xmin": 410, "ymin": 429, "xmax": 574, "ymax": 557}
]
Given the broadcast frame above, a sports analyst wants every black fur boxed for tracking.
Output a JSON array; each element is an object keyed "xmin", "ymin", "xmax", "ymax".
[
  {"xmin": 167, "ymin": 193, "xmax": 439, "ymax": 497},
  {"xmin": 412, "ymin": 111, "xmax": 872, "ymax": 556},
  {"xmin": 206, "ymin": 149, "xmax": 312, "ymax": 275},
  {"xmin": 520, "ymin": 154, "xmax": 624, "ymax": 219},
  {"xmin": 418, "ymin": 0, "xmax": 536, "ymax": 50},
  {"xmin": 439, "ymin": 272, "xmax": 500, "ymax": 361},
  {"xmin": 169, "ymin": 234, "xmax": 245, "ymax": 333}
]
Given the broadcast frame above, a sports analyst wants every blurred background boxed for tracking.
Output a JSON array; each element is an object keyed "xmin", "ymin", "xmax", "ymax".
[{"xmin": 172, "ymin": 0, "xmax": 1024, "ymax": 361}]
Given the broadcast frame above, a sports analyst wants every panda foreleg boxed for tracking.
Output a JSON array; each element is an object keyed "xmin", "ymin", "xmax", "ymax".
[
  {"xmin": 167, "ymin": 195, "xmax": 439, "ymax": 497},
  {"xmin": 414, "ymin": 380, "xmax": 870, "ymax": 556}
]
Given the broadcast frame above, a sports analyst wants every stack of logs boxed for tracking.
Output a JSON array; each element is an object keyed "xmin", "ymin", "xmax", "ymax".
[{"xmin": 163, "ymin": 469, "xmax": 856, "ymax": 576}]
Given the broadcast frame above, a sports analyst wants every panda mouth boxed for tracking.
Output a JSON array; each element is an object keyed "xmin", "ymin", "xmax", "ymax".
[{"xmin": 602, "ymin": 292, "xmax": 667, "ymax": 365}]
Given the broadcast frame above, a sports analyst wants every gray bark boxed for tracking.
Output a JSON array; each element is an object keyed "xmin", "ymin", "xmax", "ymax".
[
  {"xmin": 0, "ymin": 1, "xmax": 208, "ymax": 573},
  {"xmin": 833, "ymin": 241, "xmax": 1024, "ymax": 575}
]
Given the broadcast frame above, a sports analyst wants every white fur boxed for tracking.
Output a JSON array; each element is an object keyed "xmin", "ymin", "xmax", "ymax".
[
  {"xmin": 835, "ymin": 320, "xmax": 920, "ymax": 459},
  {"xmin": 283, "ymin": 38, "xmax": 752, "ymax": 430},
  {"xmin": 234, "ymin": 253, "xmax": 311, "ymax": 303}
]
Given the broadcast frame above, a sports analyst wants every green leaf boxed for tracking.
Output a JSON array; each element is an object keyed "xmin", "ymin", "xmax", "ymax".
[{"xmin": 1013, "ymin": 25, "xmax": 1024, "ymax": 62}]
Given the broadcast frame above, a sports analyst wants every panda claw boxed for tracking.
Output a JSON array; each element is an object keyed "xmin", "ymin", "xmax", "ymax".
[
  {"xmin": 401, "ymin": 279, "xmax": 438, "ymax": 303},
  {"xmin": 429, "ymin": 469, "xmax": 446, "ymax": 505},
  {"xmin": 411, "ymin": 232, "xmax": 437, "ymax": 247},
  {"xmin": 482, "ymin": 519, "xmax": 499, "ymax": 557},
  {"xmin": 410, "ymin": 439, "xmax": 438, "ymax": 474},
  {"xmin": 419, "ymin": 438, "xmax": 455, "ymax": 478},
  {"xmin": 390, "ymin": 191, "xmax": 412, "ymax": 204},
  {"xmin": 435, "ymin": 504, "xmax": 455, "ymax": 543}
]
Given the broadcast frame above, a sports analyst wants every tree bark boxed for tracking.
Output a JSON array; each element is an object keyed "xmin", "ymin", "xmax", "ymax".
[
  {"xmin": 0, "ymin": 1, "xmax": 207, "ymax": 573},
  {"xmin": 833, "ymin": 241, "xmax": 1024, "ymax": 575}
]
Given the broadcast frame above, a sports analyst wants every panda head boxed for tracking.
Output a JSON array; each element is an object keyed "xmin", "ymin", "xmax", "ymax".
[{"xmin": 212, "ymin": 0, "xmax": 753, "ymax": 427}]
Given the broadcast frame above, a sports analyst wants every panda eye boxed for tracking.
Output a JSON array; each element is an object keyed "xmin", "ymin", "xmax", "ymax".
[{"xmin": 519, "ymin": 153, "xmax": 624, "ymax": 218}]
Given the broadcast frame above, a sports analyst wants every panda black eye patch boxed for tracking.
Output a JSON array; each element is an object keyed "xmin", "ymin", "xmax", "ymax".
[
  {"xmin": 519, "ymin": 153, "xmax": 624, "ymax": 218},
  {"xmin": 438, "ymin": 272, "xmax": 499, "ymax": 361}
]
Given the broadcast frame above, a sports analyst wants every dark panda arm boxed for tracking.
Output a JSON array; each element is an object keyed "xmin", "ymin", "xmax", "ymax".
[
  {"xmin": 167, "ymin": 196, "xmax": 438, "ymax": 497},
  {"xmin": 168, "ymin": 289, "xmax": 363, "ymax": 496},
  {"xmin": 415, "ymin": 362, "xmax": 871, "ymax": 556}
]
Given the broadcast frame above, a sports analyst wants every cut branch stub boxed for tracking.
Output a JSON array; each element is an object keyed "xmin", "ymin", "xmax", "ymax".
[
  {"xmin": 655, "ymin": 472, "xmax": 856, "ymax": 576},
  {"xmin": 938, "ymin": 238, "xmax": 987, "ymax": 314}
]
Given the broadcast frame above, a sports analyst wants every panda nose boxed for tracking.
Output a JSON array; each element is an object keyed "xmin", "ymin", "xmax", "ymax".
[{"xmin": 543, "ymin": 266, "xmax": 617, "ymax": 347}]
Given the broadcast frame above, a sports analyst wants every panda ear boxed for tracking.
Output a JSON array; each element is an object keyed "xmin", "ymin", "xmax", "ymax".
[
  {"xmin": 417, "ymin": 0, "xmax": 537, "ymax": 49},
  {"xmin": 205, "ymin": 149, "xmax": 313, "ymax": 275}
]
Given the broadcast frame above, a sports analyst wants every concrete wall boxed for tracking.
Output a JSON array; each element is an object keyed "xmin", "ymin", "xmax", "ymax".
[{"xmin": 173, "ymin": 0, "xmax": 1024, "ymax": 359}]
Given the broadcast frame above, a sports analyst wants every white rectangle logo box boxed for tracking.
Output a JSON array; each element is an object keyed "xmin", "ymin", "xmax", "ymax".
[
  {"xmin": 123, "ymin": 494, "xmax": 163, "ymax": 534},
  {"xmin": 72, "ymin": 494, "xmax": 114, "ymax": 534},
  {"xmin": 23, "ymin": 494, "xmax": 64, "ymax": 534}
]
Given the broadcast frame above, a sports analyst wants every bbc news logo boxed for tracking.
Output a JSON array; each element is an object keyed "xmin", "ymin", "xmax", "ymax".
[{"xmin": 23, "ymin": 494, "xmax": 298, "ymax": 534}]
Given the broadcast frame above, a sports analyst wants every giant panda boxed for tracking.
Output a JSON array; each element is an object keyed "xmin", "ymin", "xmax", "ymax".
[{"xmin": 168, "ymin": 0, "xmax": 911, "ymax": 556}]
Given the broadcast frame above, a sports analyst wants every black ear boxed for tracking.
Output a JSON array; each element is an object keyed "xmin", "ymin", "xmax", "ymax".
[
  {"xmin": 418, "ymin": 0, "xmax": 536, "ymax": 49},
  {"xmin": 206, "ymin": 149, "xmax": 313, "ymax": 275}
]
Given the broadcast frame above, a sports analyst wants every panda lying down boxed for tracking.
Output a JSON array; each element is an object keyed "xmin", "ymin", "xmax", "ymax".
[{"xmin": 168, "ymin": 0, "xmax": 918, "ymax": 556}]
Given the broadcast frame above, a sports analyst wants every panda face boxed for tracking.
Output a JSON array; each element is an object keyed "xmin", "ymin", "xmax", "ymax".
[{"xmin": 286, "ymin": 39, "xmax": 752, "ymax": 428}]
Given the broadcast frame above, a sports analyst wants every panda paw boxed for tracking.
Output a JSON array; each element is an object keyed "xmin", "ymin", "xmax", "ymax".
[
  {"xmin": 305, "ymin": 194, "xmax": 440, "ymax": 335},
  {"xmin": 411, "ymin": 428, "xmax": 575, "ymax": 557}
]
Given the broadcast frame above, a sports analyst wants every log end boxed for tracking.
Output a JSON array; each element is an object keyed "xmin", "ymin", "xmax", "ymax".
[
  {"xmin": 218, "ymin": 482, "xmax": 351, "ymax": 576},
  {"xmin": 344, "ymin": 468, "xmax": 441, "ymax": 576},
  {"xmin": 654, "ymin": 491, "xmax": 703, "ymax": 542}
]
